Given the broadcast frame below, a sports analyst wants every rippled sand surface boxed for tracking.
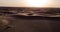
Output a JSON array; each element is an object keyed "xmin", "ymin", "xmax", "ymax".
[{"xmin": 0, "ymin": 7, "xmax": 60, "ymax": 32}]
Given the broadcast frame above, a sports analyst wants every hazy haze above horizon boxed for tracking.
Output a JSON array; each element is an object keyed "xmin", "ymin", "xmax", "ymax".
[{"xmin": 0, "ymin": 0, "xmax": 60, "ymax": 7}]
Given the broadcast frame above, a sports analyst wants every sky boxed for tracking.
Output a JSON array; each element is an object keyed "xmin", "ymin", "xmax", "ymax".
[{"xmin": 0, "ymin": 0, "xmax": 60, "ymax": 7}]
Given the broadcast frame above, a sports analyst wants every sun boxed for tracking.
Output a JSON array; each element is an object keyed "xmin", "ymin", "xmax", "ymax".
[{"xmin": 26, "ymin": 0, "xmax": 49, "ymax": 7}]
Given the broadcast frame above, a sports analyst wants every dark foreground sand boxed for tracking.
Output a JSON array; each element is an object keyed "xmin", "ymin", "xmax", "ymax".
[{"xmin": 1, "ymin": 15, "xmax": 60, "ymax": 32}]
